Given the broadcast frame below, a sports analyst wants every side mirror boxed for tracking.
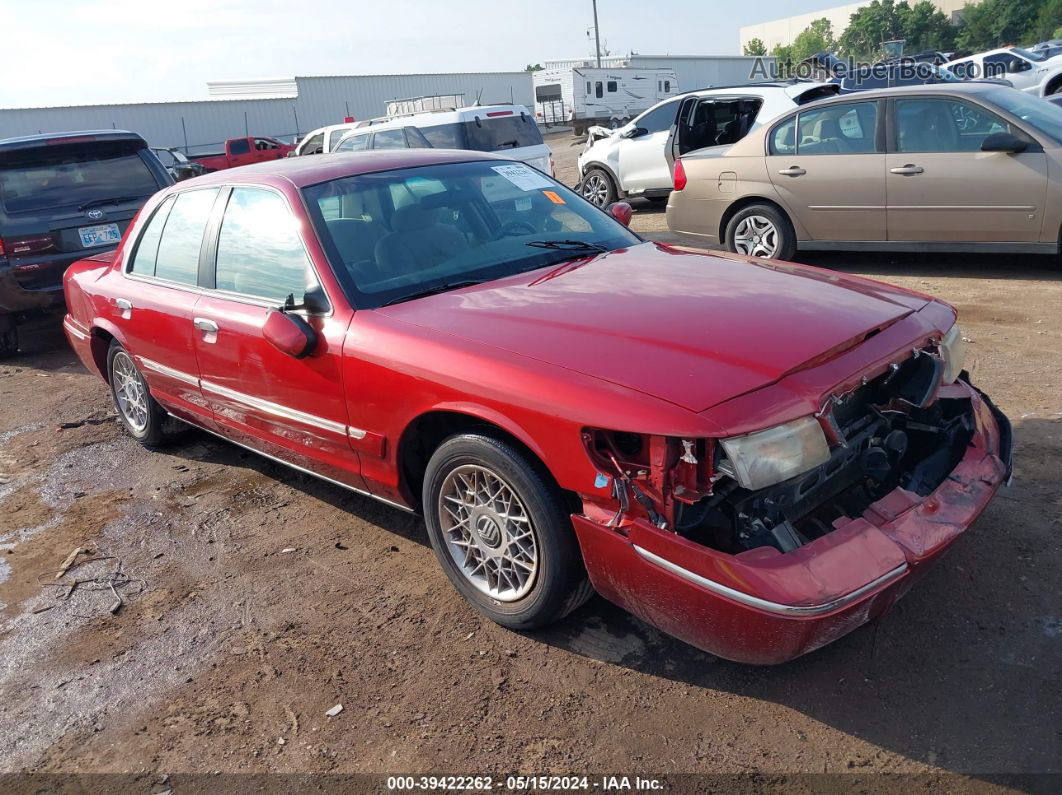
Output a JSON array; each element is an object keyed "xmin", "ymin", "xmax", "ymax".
[
  {"xmin": 623, "ymin": 127, "xmax": 649, "ymax": 139},
  {"xmin": 981, "ymin": 132, "xmax": 1028, "ymax": 153},
  {"xmin": 1011, "ymin": 59, "xmax": 1032, "ymax": 73},
  {"xmin": 263, "ymin": 309, "xmax": 317, "ymax": 358},
  {"xmin": 607, "ymin": 201, "xmax": 634, "ymax": 227}
]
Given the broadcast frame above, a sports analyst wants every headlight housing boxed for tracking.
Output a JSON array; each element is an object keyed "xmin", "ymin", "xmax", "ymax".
[
  {"xmin": 718, "ymin": 416, "xmax": 830, "ymax": 491},
  {"xmin": 939, "ymin": 323, "xmax": 965, "ymax": 384}
]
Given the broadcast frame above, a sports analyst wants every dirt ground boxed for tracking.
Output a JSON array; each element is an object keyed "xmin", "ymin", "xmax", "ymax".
[{"xmin": 0, "ymin": 133, "xmax": 1059, "ymax": 789}]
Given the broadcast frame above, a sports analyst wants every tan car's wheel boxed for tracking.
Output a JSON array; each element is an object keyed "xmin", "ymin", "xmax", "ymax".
[
  {"xmin": 726, "ymin": 204, "xmax": 796, "ymax": 261},
  {"xmin": 422, "ymin": 433, "xmax": 594, "ymax": 630}
]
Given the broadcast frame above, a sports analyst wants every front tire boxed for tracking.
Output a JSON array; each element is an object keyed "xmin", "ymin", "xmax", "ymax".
[
  {"xmin": 107, "ymin": 342, "xmax": 169, "ymax": 446},
  {"xmin": 422, "ymin": 433, "xmax": 592, "ymax": 630},
  {"xmin": 580, "ymin": 167, "xmax": 617, "ymax": 208},
  {"xmin": 725, "ymin": 203, "xmax": 797, "ymax": 261}
]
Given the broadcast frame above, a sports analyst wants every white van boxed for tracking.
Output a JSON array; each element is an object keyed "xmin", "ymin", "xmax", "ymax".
[{"xmin": 332, "ymin": 105, "xmax": 554, "ymax": 176}]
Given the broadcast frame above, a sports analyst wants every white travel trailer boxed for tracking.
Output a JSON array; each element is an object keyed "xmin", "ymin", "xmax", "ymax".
[{"xmin": 533, "ymin": 67, "xmax": 679, "ymax": 134}]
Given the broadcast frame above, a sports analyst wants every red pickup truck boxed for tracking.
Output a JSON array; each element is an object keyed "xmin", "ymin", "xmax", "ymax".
[{"xmin": 189, "ymin": 136, "xmax": 294, "ymax": 172}]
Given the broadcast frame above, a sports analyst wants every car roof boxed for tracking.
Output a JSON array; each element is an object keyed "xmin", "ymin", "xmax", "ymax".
[
  {"xmin": 946, "ymin": 47, "xmax": 1016, "ymax": 63},
  {"xmin": 0, "ymin": 130, "xmax": 146, "ymax": 152},
  {"xmin": 791, "ymin": 81, "xmax": 1006, "ymax": 104},
  {"xmin": 682, "ymin": 81, "xmax": 833, "ymax": 97},
  {"xmin": 174, "ymin": 149, "xmax": 509, "ymax": 190}
]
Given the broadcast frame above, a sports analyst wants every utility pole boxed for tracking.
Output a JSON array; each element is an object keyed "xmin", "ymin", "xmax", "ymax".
[{"xmin": 592, "ymin": 0, "xmax": 602, "ymax": 68}]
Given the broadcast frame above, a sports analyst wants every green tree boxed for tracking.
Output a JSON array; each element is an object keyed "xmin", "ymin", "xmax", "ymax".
[
  {"xmin": 898, "ymin": 1, "xmax": 957, "ymax": 52},
  {"xmin": 790, "ymin": 18, "xmax": 838, "ymax": 63},
  {"xmin": 524, "ymin": 63, "xmax": 544, "ymax": 72},
  {"xmin": 838, "ymin": 0, "xmax": 906, "ymax": 60},
  {"xmin": 743, "ymin": 37, "xmax": 768, "ymax": 56},
  {"xmin": 771, "ymin": 44, "xmax": 795, "ymax": 77},
  {"xmin": 956, "ymin": 0, "xmax": 1043, "ymax": 51},
  {"xmin": 1027, "ymin": 0, "xmax": 1062, "ymax": 41}
]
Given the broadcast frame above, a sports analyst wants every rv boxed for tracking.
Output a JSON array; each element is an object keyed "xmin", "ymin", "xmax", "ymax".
[{"xmin": 533, "ymin": 66, "xmax": 679, "ymax": 134}]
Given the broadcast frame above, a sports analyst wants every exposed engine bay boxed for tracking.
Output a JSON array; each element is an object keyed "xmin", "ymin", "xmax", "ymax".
[{"xmin": 586, "ymin": 347, "xmax": 980, "ymax": 556}]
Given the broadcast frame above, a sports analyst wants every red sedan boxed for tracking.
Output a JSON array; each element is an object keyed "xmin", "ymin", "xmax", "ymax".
[{"xmin": 62, "ymin": 150, "xmax": 1012, "ymax": 664}]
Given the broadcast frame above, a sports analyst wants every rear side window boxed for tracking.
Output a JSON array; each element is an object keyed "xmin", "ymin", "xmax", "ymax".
[
  {"xmin": 0, "ymin": 144, "xmax": 160, "ymax": 215},
  {"xmin": 793, "ymin": 102, "xmax": 879, "ymax": 154},
  {"xmin": 336, "ymin": 134, "xmax": 370, "ymax": 152},
  {"xmin": 214, "ymin": 188, "xmax": 311, "ymax": 302},
  {"xmin": 420, "ymin": 124, "xmax": 466, "ymax": 149},
  {"xmin": 129, "ymin": 197, "xmax": 175, "ymax": 276},
  {"xmin": 770, "ymin": 117, "xmax": 797, "ymax": 155},
  {"xmin": 153, "ymin": 188, "xmax": 219, "ymax": 285},
  {"xmin": 372, "ymin": 129, "xmax": 408, "ymax": 150},
  {"xmin": 229, "ymin": 139, "xmax": 251, "ymax": 156}
]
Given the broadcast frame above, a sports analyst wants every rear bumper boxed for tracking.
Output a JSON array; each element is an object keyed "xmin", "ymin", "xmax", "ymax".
[
  {"xmin": 62, "ymin": 314, "xmax": 97, "ymax": 374},
  {"xmin": 0, "ymin": 269, "xmax": 66, "ymax": 315},
  {"xmin": 572, "ymin": 382, "xmax": 1011, "ymax": 665}
]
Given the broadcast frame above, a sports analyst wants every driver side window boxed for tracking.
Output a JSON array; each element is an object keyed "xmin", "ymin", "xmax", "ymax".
[
  {"xmin": 214, "ymin": 188, "xmax": 314, "ymax": 303},
  {"xmin": 634, "ymin": 100, "xmax": 680, "ymax": 134}
]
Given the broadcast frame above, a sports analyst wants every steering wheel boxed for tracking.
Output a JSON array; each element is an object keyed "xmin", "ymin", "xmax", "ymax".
[{"xmin": 493, "ymin": 220, "xmax": 538, "ymax": 240}]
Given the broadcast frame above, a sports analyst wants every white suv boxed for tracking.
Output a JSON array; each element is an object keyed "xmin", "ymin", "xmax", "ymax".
[
  {"xmin": 332, "ymin": 105, "xmax": 554, "ymax": 175},
  {"xmin": 576, "ymin": 82, "xmax": 839, "ymax": 206},
  {"xmin": 945, "ymin": 47, "xmax": 1062, "ymax": 96}
]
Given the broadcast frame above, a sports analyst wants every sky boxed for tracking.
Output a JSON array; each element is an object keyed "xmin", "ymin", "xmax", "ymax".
[{"xmin": 1, "ymin": 0, "xmax": 841, "ymax": 108}]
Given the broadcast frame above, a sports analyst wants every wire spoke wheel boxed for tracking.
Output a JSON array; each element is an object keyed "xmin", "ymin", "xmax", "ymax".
[
  {"xmin": 438, "ymin": 464, "xmax": 538, "ymax": 602},
  {"xmin": 112, "ymin": 351, "xmax": 149, "ymax": 433},
  {"xmin": 733, "ymin": 215, "xmax": 780, "ymax": 258},
  {"xmin": 582, "ymin": 174, "xmax": 610, "ymax": 207}
]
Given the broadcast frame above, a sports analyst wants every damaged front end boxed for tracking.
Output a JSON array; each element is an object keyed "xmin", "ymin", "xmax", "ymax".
[{"xmin": 574, "ymin": 332, "xmax": 1013, "ymax": 664}]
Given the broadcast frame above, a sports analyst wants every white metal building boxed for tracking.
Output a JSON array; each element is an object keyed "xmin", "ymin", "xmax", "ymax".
[
  {"xmin": 0, "ymin": 73, "xmax": 534, "ymax": 154},
  {"xmin": 543, "ymin": 55, "xmax": 777, "ymax": 91}
]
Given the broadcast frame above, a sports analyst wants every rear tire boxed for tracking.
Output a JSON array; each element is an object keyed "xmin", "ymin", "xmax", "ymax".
[
  {"xmin": 107, "ymin": 342, "xmax": 169, "ymax": 447},
  {"xmin": 725, "ymin": 203, "xmax": 797, "ymax": 262},
  {"xmin": 580, "ymin": 167, "xmax": 617, "ymax": 208},
  {"xmin": 0, "ymin": 321, "xmax": 18, "ymax": 359},
  {"xmin": 422, "ymin": 433, "xmax": 592, "ymax": 630}
]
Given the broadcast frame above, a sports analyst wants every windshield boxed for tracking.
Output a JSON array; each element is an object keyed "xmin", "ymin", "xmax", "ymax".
[
  {"xmin": 0, "ymin": 144, "xmax": 159, "ymax": 215},
  {"xmin": 987, "ymin": 88, "xmax": 1062, "ymax": 142},
  {"xmin": 1012, "ymin": 47, "xmax": 1046, "ymax": 62},
  {"xmin": 303, "ymin": 159, "xmax": 640, "ymax": 308}
]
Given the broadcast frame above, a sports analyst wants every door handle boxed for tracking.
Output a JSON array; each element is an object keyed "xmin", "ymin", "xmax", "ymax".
[
  {"xmin": 778, "ymin": 166, "xmax": 807, "ymax": 177},
  {"xmin": 193, "ymin": 317, "xmax": 219, "ymax": 333},
  {"xmin": 890, "ymin": 165, "xmax": 925, "ymax": 175}
]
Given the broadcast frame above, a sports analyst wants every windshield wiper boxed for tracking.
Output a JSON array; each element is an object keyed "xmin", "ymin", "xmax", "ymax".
[
  {"xmin": 77, "ymin": 195, "xmax": 147, "ymax": 212},
  {"xmin": 382, "ymin": 279, "xmax": 485, "ymax": 307},
  {"xmin": 526, "ymin": 239, "xmax": 609, "ymax": 253}
]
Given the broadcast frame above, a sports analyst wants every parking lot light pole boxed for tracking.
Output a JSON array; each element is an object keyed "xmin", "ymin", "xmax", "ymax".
[{"xmin": 592, "ymin": 0, "xmax": 602, "ymax": 68}]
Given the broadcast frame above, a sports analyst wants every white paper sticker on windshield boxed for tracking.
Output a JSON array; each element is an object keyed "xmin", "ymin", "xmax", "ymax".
[{"xmin": 491, "ymin": 164, "xmax": 553, "ymax": 191}]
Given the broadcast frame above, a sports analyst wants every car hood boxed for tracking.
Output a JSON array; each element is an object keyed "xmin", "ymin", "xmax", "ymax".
[{"xmin": 379, "ymin": 243, "xmax": 929, "ymax": 412}]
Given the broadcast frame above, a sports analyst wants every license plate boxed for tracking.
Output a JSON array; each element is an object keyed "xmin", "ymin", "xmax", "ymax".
[{"xmin": 78, "ymin": 223, "xmax": 121, "ymax": 248}]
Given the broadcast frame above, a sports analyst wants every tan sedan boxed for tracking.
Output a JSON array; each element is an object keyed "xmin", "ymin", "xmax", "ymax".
[{"xmin": 666, "ymin": 83, "xmax": 1062, "ymax": 260}]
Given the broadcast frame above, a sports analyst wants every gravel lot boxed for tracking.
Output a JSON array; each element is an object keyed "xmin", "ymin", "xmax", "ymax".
[{"xmin": 0, "ymin": 132, "xmax": 1058, "ymax": 788}]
